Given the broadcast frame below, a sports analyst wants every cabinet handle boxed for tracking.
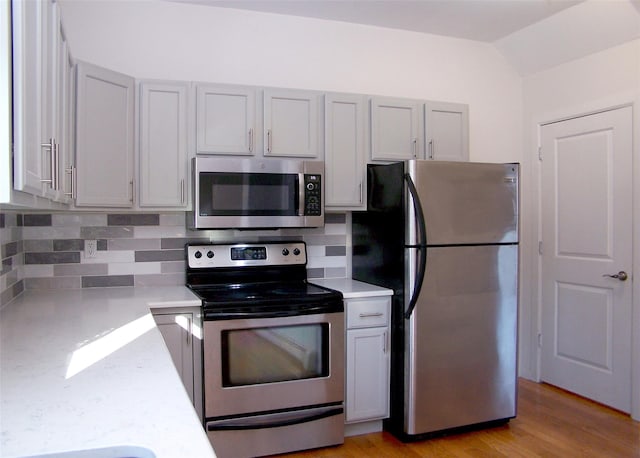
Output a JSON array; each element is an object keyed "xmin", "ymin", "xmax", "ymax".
[
  {"xmin": 412, "ymin": 138, "xmax": 417, "ymax": 158},
  {"xmin": 180, "ymin": 179, "xmax": 185, "ymax": 204},
  {"xmin": 428, "ymin": 139, "xmax": 434, "ymax": 159},
  {"xmin": 267, "ymin": 129, "xmax": 272, "ymax": 154},
  {"xmin": 383, "ymin": 331, "xmax": 388, "ymax": 353},
  {"xmin": 40, "ymin": 139, "xmax": 54, "ymax": 185},
  {"xmin": 359, "ymin": 312, "xmax": 383, "ymax": 318},
  {"xmin": 64, "ymin": 166, "xmax": 76, "ymax": 199},
  {"xmin": 248, "ymin": 128, "xmax": 254, "ymax": 153},
  {"xmin": 53, "ymin": 141, "xmax": 59, "ymax": 191},
  {"xmin": 359, "ymin": 182, "xmax": 363, "ymax": 204},
  {"xmin": 130, "ymin": 180, "xmax": 134, "ymax": 203},
  {"xmin": 186, "ymin": 316, "xmax": 192, "ymax": 345}
]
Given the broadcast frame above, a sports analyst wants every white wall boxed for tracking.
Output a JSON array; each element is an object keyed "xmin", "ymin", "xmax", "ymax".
[
  {"xmin": 519, "ymin": 39, "xmax": 640, "ymax": 419},
  {"xmin": 58, "ymin": 0, "xmax": 523, "ymax": 165}
]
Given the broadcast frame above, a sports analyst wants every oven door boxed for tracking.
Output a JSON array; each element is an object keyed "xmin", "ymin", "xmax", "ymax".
[{"xmin": 203, "ymin": 311, "xmax": 344, "ymax": 418}]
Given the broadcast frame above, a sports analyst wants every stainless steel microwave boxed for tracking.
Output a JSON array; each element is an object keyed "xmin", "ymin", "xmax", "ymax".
[{"xmin": 190, "ymin": 157, "xmax": 324, "ymax": 229}]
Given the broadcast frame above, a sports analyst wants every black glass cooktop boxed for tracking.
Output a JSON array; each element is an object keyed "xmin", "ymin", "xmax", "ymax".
[{"xmin": 190, "ymin": 281, "xmax": 343, "ymax": 319}]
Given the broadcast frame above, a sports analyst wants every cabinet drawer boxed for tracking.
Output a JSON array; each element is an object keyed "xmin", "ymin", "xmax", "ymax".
[{"xmin": 346, "ymin": 297, "xmax": 390, "ymax": 329}]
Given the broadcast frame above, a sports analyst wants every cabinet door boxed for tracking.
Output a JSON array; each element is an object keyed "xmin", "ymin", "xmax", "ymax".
[
  {"xmin": 196, "ymin": 84, "xmax": 256, "ymax": 155},
  {"xmin": 139, "ymin": 81, "xmax": 189, "ymax": 207},
  {"xmin": 424, "ymin": 101, "xmax": 469, "ymax": 162},
  {"xmin": 264, "ymin": 88, "xmax": 321, "ymax": 158},
  {"xmin": 153, "ymin": 313, "xmax": 195, "ymax": 406},
  {"xmin": 325, "ymin": 93, "xmax": 365, "ymax": 209},
  {"xmin": 11, "ymin": 0, "xmax": 50, "ymax": 195},
  {"xmin": 370, "ymin": 96, "xmax": 422, "ymax": 161},
  {"xmin": 55, "ymin": 14, "xmax": 74, "ymax": 203},
  {"xmin": 40, "ymin": 0, "xmax": 62, "ymax": 202},
  {"xmin": 346, "ymin": 327, "xmax": 390, "ymax": 422},
  {"xmin": 75, "ymin": 61, "xmax": 135, "ymax": 207}
]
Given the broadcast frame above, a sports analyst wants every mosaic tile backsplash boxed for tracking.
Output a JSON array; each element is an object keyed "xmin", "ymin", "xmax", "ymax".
[{"xmin": 0, "ymin": 211, "xmax": 348, "ymax": 307}]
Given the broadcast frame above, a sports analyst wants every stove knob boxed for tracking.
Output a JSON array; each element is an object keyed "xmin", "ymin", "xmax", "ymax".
[
  {"xmin": 207, "ymin": 250, "xmax": 214, "ymax": 259},
  {"xmin": 282, "ymin": 248, "xmax": 290, "ymax": 256},
  {"xmin": 293, "ymin": 248, "xmax": 301, "ymax": 256},
  {"xmin": 194, "ymin": 251, "xmax": 202, "ymax": 259}
]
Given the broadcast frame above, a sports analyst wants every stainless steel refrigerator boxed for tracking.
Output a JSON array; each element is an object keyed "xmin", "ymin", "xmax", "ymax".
[{"xmin": 352, "ymin": 160, "xmax": 519, "ymax": 440}]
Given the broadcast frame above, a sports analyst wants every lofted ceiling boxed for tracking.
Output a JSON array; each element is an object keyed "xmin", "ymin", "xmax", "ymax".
[
  {"xmin": 169, "ymin": 0, "xmax": 585, "ymax": 42},
  {"xmin": 165, "ymin": 0, "xmax": 640, "ymax": 75}
]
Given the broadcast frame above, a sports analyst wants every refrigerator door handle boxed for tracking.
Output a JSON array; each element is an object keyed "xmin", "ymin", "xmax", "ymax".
[{"xmin": 404, "ymin": 173, "xmax": 428, "ymax": 319}]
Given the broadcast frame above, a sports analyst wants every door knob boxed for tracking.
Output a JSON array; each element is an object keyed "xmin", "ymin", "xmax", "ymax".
[{"xmin": 602, "ymin": 271, "xmax": 628, "ymax": 281}]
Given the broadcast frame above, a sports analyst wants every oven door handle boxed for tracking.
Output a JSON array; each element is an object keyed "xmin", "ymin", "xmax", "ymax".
[
  {"xmin": 206, "ymin": 405, "xmax": 343, "ymax": 431},
  {"xmin": 205, "ymin": 304, "xmax": 342, "ymax": 320}
]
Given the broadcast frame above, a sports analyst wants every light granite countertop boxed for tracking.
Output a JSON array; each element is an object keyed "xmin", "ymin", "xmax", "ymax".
[
  {"xmin": 310, "ymin": 278, "xmax": 394, "ymax": 299},
  {"xmin": 0, "ymin": 287, "xmax": 215, "ymax": 458}
]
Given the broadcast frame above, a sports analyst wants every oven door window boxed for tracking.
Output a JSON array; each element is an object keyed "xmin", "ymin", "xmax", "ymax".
[
  {"xmin": 199, "ymin": 172, "xmax": 298, "ymax": 216},
  {"xmin": 221, "ymin": 324, "xmax": 329, "ymax": 387}
]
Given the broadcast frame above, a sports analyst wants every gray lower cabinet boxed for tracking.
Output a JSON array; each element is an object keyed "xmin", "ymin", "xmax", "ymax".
[
  {"xmin": 425, "ymin": 101, "xmax": 469, "ymax": 162},
  {"xmin": 75, "ymin": 61, "xmax": 135, "ymax": 207},
  {"xmin": 152, "ymin": 308, "xmax": 203, "ymax": 422},
  {"xmin": 345, "ymin": 296, "xmax": 391, "ymax": 423}
]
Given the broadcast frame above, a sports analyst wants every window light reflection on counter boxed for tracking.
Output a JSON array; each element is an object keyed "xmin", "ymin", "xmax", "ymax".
[{"xmin": 65, "ymin": 313, "xmax": 156, "ymax": 379}]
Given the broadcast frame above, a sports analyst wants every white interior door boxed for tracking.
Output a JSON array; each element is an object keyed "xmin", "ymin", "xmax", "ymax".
[{"xmin": 540, "ymin": 106, "xmax": 633, "ymax": 412}]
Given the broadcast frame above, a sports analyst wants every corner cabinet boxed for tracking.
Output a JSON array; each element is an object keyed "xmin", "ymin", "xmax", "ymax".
[
  {"xmin": 370, "ymin": 96, "xmax": 422, "ymax": 161},
  {"xmin": 324, "ymin": 93, "xmax": 366, "ymax": 210},
  {"xmin": 11, "ymin": 0, "xmax": 73, "ymax": 202},
  {"xmin": 75, "ymin": 61, "xmax": 135, "ymax": 207},
  {"xmin": 424, "ymin": 101, "xmax": 469, "ymax": 162},
  {"xmin": 263, "ymin": 88, "xmax": 322, "ymax": 158},
  {"xmin": 345, "ymin": 296, "xmax": 391, "ymax": 424},
  {"xmin": 152, "ymin": 307, "xmax": 203, "ymax": 422},
  {"xmin": 196, "ymin": 84, "xmax": 257, "ymax": 155},
  {"xmin": 138, "ymin": 81, "xmax": 190, "ymax": 208}
]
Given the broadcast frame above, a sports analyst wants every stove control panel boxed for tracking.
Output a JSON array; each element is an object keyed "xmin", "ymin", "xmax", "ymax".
[{"xmin": 187, "ymin": 242, "xmax": 307, "ymax": 269}]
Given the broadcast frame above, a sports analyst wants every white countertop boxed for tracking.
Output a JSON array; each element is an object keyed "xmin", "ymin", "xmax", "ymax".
[
  {"xmin": 0, "ymin": 287, "xmax": 216, "ymax": 458},
  {"xmin": 311, "ymin": 278, "xmax": 393, "ymax": 299}
]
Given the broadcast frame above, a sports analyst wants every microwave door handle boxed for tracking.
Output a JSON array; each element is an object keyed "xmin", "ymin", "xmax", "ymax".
[{"xmin": 298, "ymin": 173, "xmax": 305, "ymax": 216}]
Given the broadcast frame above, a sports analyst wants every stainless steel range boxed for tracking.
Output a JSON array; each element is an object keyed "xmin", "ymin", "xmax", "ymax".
[{"xmin": 186, "ymin": 241, "xmax": 345, "ymax": 458}]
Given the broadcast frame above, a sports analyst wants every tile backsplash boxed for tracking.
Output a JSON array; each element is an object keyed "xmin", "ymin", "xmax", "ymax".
[
  {"xmin": 0, "ymin": 212, "xmax": 24, "ymax": 306},
  {"xmin": 0, "ymin": 211, "xmax": 348, "ymax": 307}
]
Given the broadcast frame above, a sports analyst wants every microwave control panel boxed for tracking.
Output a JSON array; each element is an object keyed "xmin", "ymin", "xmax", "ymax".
[{"xmin": 304, "ymin": 174, "xmax": 322, "ymax": 216}]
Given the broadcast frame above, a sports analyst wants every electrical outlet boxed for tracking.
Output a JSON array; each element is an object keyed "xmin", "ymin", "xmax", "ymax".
[{"xmin": 85, "ymin": 239, "xmax": 97, "ymax": 259}]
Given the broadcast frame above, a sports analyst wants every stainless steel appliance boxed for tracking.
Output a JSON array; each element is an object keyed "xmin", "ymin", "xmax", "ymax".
[
  {"xmin": 190, "ymin": 157, "xmax": 324, "ymax": 229},
  {"xmin": 186, "ymin": 242, "xmax": 344, "ymax": 458},
  {"xmin": 352, "ymin": 160, "xmax": 519, "ymax": 440}
]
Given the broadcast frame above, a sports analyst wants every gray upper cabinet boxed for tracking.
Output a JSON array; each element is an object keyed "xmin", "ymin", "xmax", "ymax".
[
  {"xmin": 139, "ymin": 81, "xmax": 190, "ymax": 208},
  {"xmin": 324, "ymin": 93, "xmax": 366, "ymax": 210},
  {"xmin": 370, "ymin": 96, "xmax": 422, "ymax": 161},
  {"xmin": 424, "ymin": 101, "xmax": 469, "ymax": 162},
  {"xmin": 263, "ymin": 88, "xmax": 322, "ymax": 158},
  {"xmin": 12, "ymin": 0, "xmax": 61, "ymax": 199},
  {"xmin": 75, "ymin": 61, "xmax": 135, "ymax": 207},
  {"xmin": 196, "ymin": 84, "xmax": 256, "ymax": 155}
]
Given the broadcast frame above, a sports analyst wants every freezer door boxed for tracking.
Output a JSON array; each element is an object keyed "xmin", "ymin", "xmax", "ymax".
[
  {"xmin": 406, "ymin": 161, "xmax": 519, "ymax": 245},
  {"xmin": 405, "ymin": 244, "xmax": 518, "ymax": 435}
]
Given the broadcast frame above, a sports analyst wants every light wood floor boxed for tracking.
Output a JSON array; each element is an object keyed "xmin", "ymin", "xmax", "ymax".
[{"xmin": 279, "ymin": 378, "xmax": 640, "ymax": 457}]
